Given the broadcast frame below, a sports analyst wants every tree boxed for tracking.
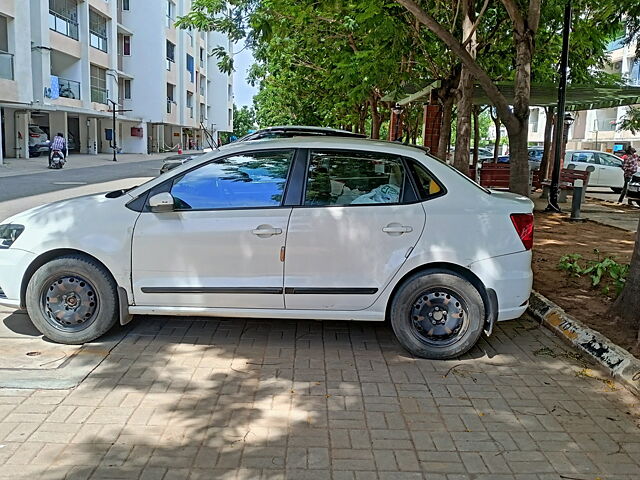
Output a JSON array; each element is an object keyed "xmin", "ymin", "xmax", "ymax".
[
  {"xmin": 618, "ymin": 106, "xmax": 640, "ymax": 135},
  {"xmin": 233, "ymin": 105, "xmax": 256, "ymax": 137}
]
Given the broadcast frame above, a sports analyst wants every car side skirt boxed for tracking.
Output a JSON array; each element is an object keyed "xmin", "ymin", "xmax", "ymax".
[{"xmin": 128, "ymin": 306, "xmax": 385, "ymax": 322}]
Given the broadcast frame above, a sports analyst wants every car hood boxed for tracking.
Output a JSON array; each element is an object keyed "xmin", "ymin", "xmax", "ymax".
[{"xmin": 1, "ymin": 192, "xmax": 132, "ymax": 225}]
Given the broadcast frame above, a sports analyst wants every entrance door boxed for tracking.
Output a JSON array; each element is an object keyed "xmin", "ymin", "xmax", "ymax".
[
  {"xmin": 284, "ymin": 149, "xmax": 428, "ymax": 311},
  {"xmin": 131, "ymin": 149, "xmax": 295, "ymax": 309}
]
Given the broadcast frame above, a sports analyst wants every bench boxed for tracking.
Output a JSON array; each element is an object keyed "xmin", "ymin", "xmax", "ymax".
[
  {"xmin": 479, "ymin": 163, "xmax": 511, "ymax": 190},
  {"xmin": 541, "ymin": 168, "xmax": 591, "ymax": 203}
]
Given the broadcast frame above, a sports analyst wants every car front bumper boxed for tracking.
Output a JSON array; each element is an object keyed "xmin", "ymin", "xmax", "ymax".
[{"xmin": 0, "ymin": 248, "xmax": 36, "ymax": 308}]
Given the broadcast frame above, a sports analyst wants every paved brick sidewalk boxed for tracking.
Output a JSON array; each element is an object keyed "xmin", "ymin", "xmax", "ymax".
[{"xmin": 0, "ymin": 315, "xmax": 639, "ymax": 479}]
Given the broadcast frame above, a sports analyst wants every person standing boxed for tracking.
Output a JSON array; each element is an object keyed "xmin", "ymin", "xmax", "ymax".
[{"xmin": 618, "ymin": 146, "xmax": 638, "ymax": 203}]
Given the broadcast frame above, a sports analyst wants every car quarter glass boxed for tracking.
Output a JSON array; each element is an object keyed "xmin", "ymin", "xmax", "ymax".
[
  {"xmin": 304, "ymin": 151, "xmax": 406, "ymax": 206},
  {"xmin": 170, "ymin": 150, "xmax": 294, "ymax": 210}
]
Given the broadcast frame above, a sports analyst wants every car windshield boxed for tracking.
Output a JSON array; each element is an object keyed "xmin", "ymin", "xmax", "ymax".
[
  {"xmin": 29, "ymin": 126, "xmax": 45, "ymax": 134},
  {"xmin": 528, "ymin": 149, "xmax": 543, "ymax": 160}
]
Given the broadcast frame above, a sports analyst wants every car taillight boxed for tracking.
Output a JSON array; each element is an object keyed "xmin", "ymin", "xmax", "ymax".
[
  {"xmin": 510, "ymin": 213, "xmax": 534, "ymax": 250},
  {"xmin": 29, "ymin": 133, "xmax": 40, "ymax": 138}
]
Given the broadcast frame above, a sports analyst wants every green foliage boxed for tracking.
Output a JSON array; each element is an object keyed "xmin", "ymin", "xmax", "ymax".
[
  {"xmin": 558, "ymin": 250, "xmax": 629, "ymax": 296},
  {"xmin": 233, "ymin": 104, "xmax": 256, "ymax": 137},
  {"xmin": 618, "ymin": 107, "xmax": 640, "ymax": 135}
]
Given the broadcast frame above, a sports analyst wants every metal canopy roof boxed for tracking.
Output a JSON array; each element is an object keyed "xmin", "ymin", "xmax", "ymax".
[{"xmin": 382, "ymin": 80, "xmax": 640, "ymax": 111}]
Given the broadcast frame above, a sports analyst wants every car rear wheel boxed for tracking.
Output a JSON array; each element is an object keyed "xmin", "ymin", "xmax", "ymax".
[
  {"xmin": 26, "ymin": 255, "xmax": 119, "ymax": 344},
  {"xmin": 390, "ymin": 270, "xmax": 485, "ymax": 359}
]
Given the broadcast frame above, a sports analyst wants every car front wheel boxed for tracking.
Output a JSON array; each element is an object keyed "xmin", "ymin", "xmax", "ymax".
[
  {"xmin": 26, "ymin": 254, "xmax": 119, "ymax": 344},
  {"xmin": 390, "ymin": 270, "xmax": 485, "ymax": 359}
]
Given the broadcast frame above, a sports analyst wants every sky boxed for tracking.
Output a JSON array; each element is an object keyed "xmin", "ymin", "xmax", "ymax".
[{"xmin": 233, "ymin": 46, "xmax": 259, "ymax": 108}]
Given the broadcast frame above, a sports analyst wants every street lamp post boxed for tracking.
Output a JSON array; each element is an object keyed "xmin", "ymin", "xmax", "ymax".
[
  {"xmin": 545, "ymin": 0, "xmax": 572, "ymax": 213},
  {"xmin": 107, "ymin": 99, "xmax": 132, "ymax": 162}
]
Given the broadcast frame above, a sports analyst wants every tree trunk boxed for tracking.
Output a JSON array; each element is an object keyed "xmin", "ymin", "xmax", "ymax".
[
  {"xmin": 491, "ymin": 108, "xmax": 501, "ymax": 162},
  {"xmin": 539, "ymin": 106, "xmax": 555, "ymax": 180},
  {"xmin": 506, "ymin": 30, "xmax": 534, "ymax": 196},
  {"xmin": 472, "ymin": 105, "xmax": 480, "ymax": 168},
  {"xmin": 609, "ymin": 216, "xmax": 640, "ymax": 352},
  {"xmin": 371, "ymin": 94, "xmax": 381, "ymax": 139},
  {"xmin": 437, "ymin": 95, "xmax": 454, "ymax": 161},
  {"xmin": 357, "ymin": 102, "xmax": 368, "ymax": 135},
  {"xmin": 452, "ymin": 0, "xmax": 475, "ymax": 175}
]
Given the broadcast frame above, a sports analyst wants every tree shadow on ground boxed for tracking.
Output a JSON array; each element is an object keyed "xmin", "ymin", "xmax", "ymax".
[{"xmin": 21, "ymin": 314, "xmax": 640, "ymax": 480}]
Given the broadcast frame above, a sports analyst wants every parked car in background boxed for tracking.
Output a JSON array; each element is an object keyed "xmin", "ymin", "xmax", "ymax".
[
  {"xmin": 0, "ymin": 136, "xmax": 534, "ymax": 360},
  {"xmin": 626, "ymin": 171, "xmax": 640, "ymax": 203},
  {"xmin": 564, "ymin": 150, "xmax": 625, "ymax": 191},
  {"xmin": 28, "ymin": 125, "xmax": 50, "ymax": 157},
  {"xmin": 159, "ymin": 153, "xmax": 205, "ymax": 174},
  {"xmin": 528, "ymin": 147, "xmax": 544, "ymax": 170},
  {"xmin": 161, "ymin": 126, "xmax": 367, "ymax": 174}
]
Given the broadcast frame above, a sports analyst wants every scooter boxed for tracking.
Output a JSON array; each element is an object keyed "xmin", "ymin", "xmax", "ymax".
[{"xmin": 49, "ymin": 150, "xmax": 66, "ymax": 169}]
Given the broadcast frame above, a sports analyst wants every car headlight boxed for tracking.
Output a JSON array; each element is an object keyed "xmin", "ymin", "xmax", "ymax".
[{"xmin": 0, "ymin": 224, "xmax": 25, "ymax": 249}]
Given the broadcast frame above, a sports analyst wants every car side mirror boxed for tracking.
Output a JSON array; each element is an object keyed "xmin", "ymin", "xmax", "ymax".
[{"xmin": 148, "ymin": 192, "xmax": 175, "ymax": 213}]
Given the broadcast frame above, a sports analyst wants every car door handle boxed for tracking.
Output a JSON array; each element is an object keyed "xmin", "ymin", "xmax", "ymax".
[
  {"xmin": 251, "ymin": 225, "xmax": 283, "ymax": 237},
  {"xmin": 382, "ymin": 224, "xmax": 413, "ymax": 235}
]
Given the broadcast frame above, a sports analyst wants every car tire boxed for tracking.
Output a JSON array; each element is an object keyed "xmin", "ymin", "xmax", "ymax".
[
  {"xmin": 26, "ymin": 254, "xmax": 119, "ymax": 344},
  {"xmin": 31, "ymin": 152, "xmax": 40, "ymax": 158},
  {"xmin": 389, "ymin": 270, "xmax": 485, "ymax": 359},
  {"xmin": 611, "ymin": 187, "xmax": 623, "ymax": 193}
]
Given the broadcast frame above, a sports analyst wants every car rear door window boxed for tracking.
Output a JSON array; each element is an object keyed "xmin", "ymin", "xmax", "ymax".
[
  {"xmin": 570, "ymin": 152, "xmax": 598, "ymax": 164},
  {"xmin": 170, "ymin": 150, "xmax": 294, "ymax": 210},
  {"xmin": 304, "ymin": 151, "xmax": 407, "ymax": 206}
]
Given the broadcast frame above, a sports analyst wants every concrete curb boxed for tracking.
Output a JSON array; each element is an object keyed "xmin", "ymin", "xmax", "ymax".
[
  {"xmin": 528, "ymin": 290, "xmax": 640, "ymax": 396},
  {"xmin": 585, "ymin": 195, "xmax": 640, "ymax": 209}
]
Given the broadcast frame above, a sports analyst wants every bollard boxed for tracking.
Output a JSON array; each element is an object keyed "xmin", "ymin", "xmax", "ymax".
[{"xmin": 570, "ymin": 179, "xmax": 584, "ymax": 221}]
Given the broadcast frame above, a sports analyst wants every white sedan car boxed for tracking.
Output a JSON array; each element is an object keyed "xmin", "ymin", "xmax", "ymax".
[
  {"xmin": 564, "ymin": 150, "xmax": 625, "ymax": 191},
  {"xmin": 0, "ymin": 137, "xmax": 534, "ymax": 359}
]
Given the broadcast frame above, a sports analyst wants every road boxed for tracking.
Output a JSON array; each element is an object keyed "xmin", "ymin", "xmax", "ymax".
[{"xmin": 0, "ymin": 158, "xmax": 162, "ymax": 220}]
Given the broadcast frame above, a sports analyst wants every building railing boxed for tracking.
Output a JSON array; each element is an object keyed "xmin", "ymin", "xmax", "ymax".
[
  {"xmin": 58, "ymin": 77, "xmax": 81, "ymax": 99},
  {"xmin": 49, "ymin": 10, "xmax": 79, "ymax": 40},
  {"xmin": 166, "ymin": 58, "xmax": 173, "ymax": 71},
  {"xmin": 90, "ymin": 86, "xmax": 108, "ymax": 104},
  {"xmin": 90, "ymin": 30, "xmax": 108, "ymax": 52},
  {"xmin": 167, "ymin": 100, "xmax": 173, "ymax": 114},
  {"xmin": 166, "ymin": 15, "xmax": 174, "ymax": 28},
  {"xmin": 0, "ymin": 52, "xmax": 14, "ymax": 80},
  {"xmin": 188, "ymin": 106, "xmax": 193, "ymax": 118}
]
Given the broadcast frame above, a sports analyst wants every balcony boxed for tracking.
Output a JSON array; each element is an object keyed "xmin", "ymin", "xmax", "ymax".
[
  {"xmin": 58, "ymin": 77, "xmax": 81, "ymax": 99},
  {"xmin": 91, "ymin": 86, "xmax": 108, "ymax": 104},
  {"xmin": 90, "ymin": 31, "xmax": 108, "ymax": 52},
  {"xmin": 49, "ymin": 11, "xmax": 79, "ymax": 40},
  {"xmin": 0, "ymin": 52, "xmax": 14, "ymax": 80}
]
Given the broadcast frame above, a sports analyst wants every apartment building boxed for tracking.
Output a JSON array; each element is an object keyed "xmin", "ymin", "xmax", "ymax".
[
  {"xmin": 528, "ymin": 35, "xmax": 640, "ymax": 153},
  {"xmin": 0, "ymin": 0, "xmax": 233, "ymax": 164}
]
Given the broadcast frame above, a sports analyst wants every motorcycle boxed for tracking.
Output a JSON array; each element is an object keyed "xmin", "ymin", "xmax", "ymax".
[{"xmin": 49, "ymin": 150, "xmax": 66, "ymax": 169}]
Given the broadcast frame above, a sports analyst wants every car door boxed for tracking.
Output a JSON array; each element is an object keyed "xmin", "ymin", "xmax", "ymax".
[
  {"xmin": 131, "ymin": 149, "xmax": 295, "ymax": 309},
  {"xmin": 595, "ymin": 152, "xmax": 625, "ymax": 188},
  {"xmin": 565, "ymin": 151, "xmax": 600, "ymax": 186},
  {"xmin": 283, "ymin": 149, "xmax": 429, "ymax": 311}
]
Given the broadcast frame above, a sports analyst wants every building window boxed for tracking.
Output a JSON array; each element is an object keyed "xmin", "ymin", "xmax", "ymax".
[
  {"xmin": 199, "ymin": 75, "xmax": 206, "ymax": 96},
  {"xmin": 186, "ymin": 54, "xmax": 194, "ymax": 83},
  {"xmin": 122, "ymin": 0, "xmax": 130, "ymax": 10},
  {"xmin": 200, "ymin": 103, "xmax": 205, "ymax": 122},
  {"xmin": 0, "ymin": 16, "xmax": 12, "ymax": 80},
  {"xmin": 228, "ymin": 84, "xmax": 232, "ymax": 100},
  {"xmin": 123, "ymin": 79, "xmax": 131, "ymax": 99},
  {"xmin": 187, "ymin": 92, "xmax": 194, "ymax": 118},
  {"xmin": 228, "ymin": 108, "xmax": 232, "ymax": 125},
  {"xmin": 90, "ymin": 65, "xmax": 108, "ymax": 104},
  {"xmin": 167, "ymin": 83, "xmax": 174, "ymax": 113},
  {"xmin": 89, "ymin": 9, "xmax": 108, "ymax": 52},
  {"xmin": 186, "ymin": 29, "xmax": 193, "ymax": 47},
  {"xmin": 122, "ymin": 35, "xmax": 131, "ymax": 56},
  {"xmin": 166, "ymin": 1, "xmax": 175, "ymax": 28},
  {"xmin": 166, "ymin": 40, "xmax": 175, "ymax": 70},
  {"xmin": 199, "ymin": 48, "xmax": 205, "ymax": 68},
  {"xmin": 529, "ymin": 108, "xmax": 539, "ymax": 133},
  {"xmin": 49, "ymin": 0, "xmax": 79, "ymax": 40}
]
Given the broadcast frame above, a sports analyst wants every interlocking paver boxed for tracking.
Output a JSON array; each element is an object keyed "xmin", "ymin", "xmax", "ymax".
[{"xmin": 0, "ymin": 315, "xmax": 639, "ymax": 479}]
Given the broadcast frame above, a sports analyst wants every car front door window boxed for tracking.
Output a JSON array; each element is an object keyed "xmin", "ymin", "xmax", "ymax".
[{"xmin": 170, "ymin": 150, "xmax": 294, "ymax": 210}]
